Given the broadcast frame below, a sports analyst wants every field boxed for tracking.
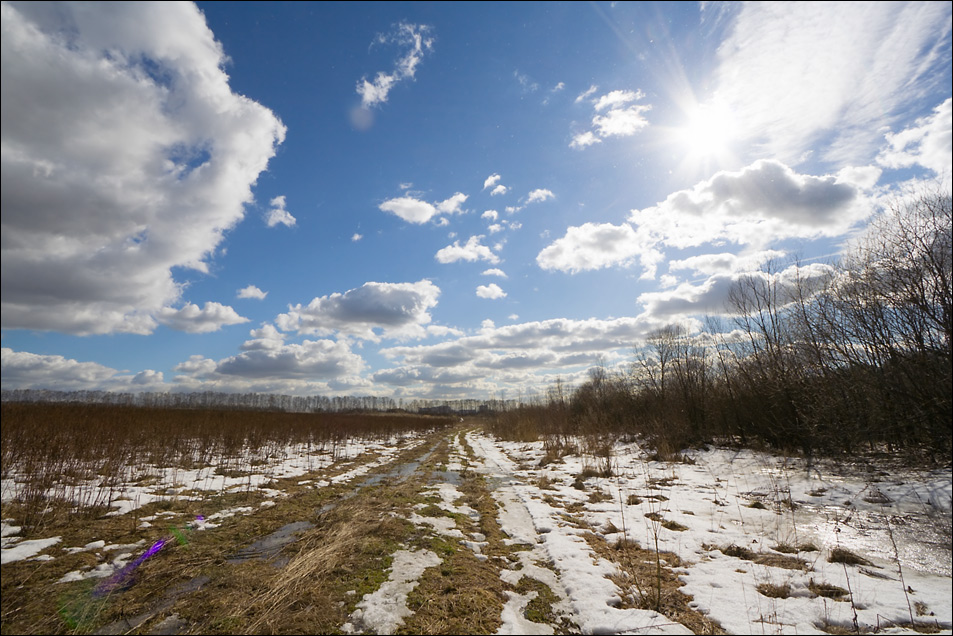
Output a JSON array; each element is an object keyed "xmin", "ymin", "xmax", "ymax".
[{"xmin": 2, "ymin": 404, "xmax": 951, "ymax": 635}]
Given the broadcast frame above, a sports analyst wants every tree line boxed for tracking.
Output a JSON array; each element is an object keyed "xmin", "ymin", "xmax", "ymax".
[{"xmin": 495, "ymin": 190, "xmax": 952, "ymax": 461}]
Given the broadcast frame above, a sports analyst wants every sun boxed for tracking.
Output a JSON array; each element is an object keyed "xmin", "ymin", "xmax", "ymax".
[{"xmin": 677, "ymin": 101, "xmax": 737, "ymax": 160}]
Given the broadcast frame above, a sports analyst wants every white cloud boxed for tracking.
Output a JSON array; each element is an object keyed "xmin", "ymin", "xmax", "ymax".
[
  {"xmin": 592, "ymin": 105, "xmax": 651, "ymax": 138},
  {"xmin": 637, "ymin": 262, "xmax": 835, "ymax": 322},
  {"xmin": 435, "ymin": 235, "xmax": 499, "ymax": 264},
  {"xmin": 276, "ymin": 279, "xmax": 440, "ymax": 342},
  {"xmin": 538, "ymin": 160, "xmax": 871, "ymax": 276},
  {"xmin": 0, "ymin": 2, "xmax": 286, "ymax": 335},
  {"xmin": 668, "ymin": 250, "xmax": 787, "ymax": 277},
  {"xmin": 552, "ymin": 82, "xmax": 565, "ymax": 92},
  {"xmin": 357, "ymin": 22, "xmax": 433, "ymax": 109},
  {"xmin": 237, "ymin": 285, "xmax": 268, "ymax": 300},
  {"xmin": 435, "ymin": 192, "xmax": 468, "ymax": 214},
  {"xmin": 476, "ymin": 283, "xmax": 506, "ymax": 299},
  {"xmin": 156, "ymin": 302, "xmax": 248, "ymax": 334},
  {"xmin": 216, "ymin": 338, "xmax": 365, "ymax": 379},
  {"xmin": 575, "ymin": 85, "xmax": 598, "ymax": 103},
  {"xmin": 379, "ymin": 196, "xmax": 437, "ymax": 224},
  {"xmin": 527, "ymin": 189, "xmax": 555, "ymax": 203},
  {"xmin": 490, "ymin": 184, "xmax": 509, "ymax": 196},
  {"xmin": 536, "ymin": 222, "xmax": 642, "ymax": 274},
  {"xmin": 713, "ymin": 2, "xmax": 952, "ymax": 164},
  {"xmin": 571, "ymin": 88, "xmax": 651, "ymax": 149},
  {"xmin": 265, "ymin": 195, "xmax": 296, "ymax": 228},
  {"xmin": 2, "ymin": 347, "xmax": 120, "ymax": 390},
  {"xmin": 352, "ymin": 233, "xmax": 363, "ymax": 242},
  {"xmin": 593, "ymin": 89, "xmax": 642, "ymax": 111},
  {"xmin": 483, "ymin": 174, "xmax": 501, "ymax": 190},
  {"xmin": 878, "ymin": 98, "xmax": 953, "ymax": 177},
  {"xmin": 482, "ymin": 210, "xmax": 499, "ymax": 221},
  {"xmin": 379, "ymin": 192, "xmax": 467, "ymax": 224},
  {"xmin": 570, "ymin": 131, "xmax": 601, "ymax": 149},
  {"xmin": 482, "ymin": 268, "xmax": 508, "ymax": 278},
  {"xmin": 488, "ymin": 224, "xmax": 503, "ymax": 234}
]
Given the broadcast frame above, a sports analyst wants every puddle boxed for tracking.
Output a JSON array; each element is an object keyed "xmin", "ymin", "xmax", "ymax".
[
  {"xmin": 226, "ymin": 520, "xmax": 314, "ymax": 565},
  {"xmin": 94, "ymin": 575, "xmax": 210, "ymax": 635},
  {"xmin": 799, "ymin": 504, "xmax": 952, "ymax": 577}
]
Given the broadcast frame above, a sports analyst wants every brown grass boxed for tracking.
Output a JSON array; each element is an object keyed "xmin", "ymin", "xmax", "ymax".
[{"xmin": 585, "ymin": 532, "xmax": 725, "ymax": 634}]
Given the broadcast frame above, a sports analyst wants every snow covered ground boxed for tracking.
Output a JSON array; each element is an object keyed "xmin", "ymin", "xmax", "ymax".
[
  {"xmin": 464, "ymin": 432, "xmax": 952, "ymax": 635},
  {"xmin": 2, "ymin": 425, "xmax": 950, "ymax": 634}
]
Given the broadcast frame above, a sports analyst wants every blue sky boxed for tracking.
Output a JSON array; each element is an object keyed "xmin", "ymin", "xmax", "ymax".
[{"xmin": 2, "ymin": 1, "xmax": 951, "ymax": 401}]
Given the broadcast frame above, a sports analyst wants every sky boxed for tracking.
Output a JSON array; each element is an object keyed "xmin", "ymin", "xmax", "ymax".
[{"xmin": 2, "ymin": 1, "xmax": 951, "ymax": 401}]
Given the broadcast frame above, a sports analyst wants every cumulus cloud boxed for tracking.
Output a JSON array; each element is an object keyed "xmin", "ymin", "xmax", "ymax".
[
  {"xmin": 483, "ymin": 174, "xmax": 501, "ymax": 190},
  {"xmin": 712, "ymin": 2, "xmax": 952, "ymax": 164},
  {"xmin": 381, "ymin": 317, "xmax": 655, "ymax": 378},
  {"xmin": 156, "ymin": 302, "xmax": 249, "ymax": 333},
  {"xmin": 435, "ymin": 192, "xmax": 468, "ymax": 214},
  {"xmin": 216, "ymin": 338, "xmax": 365, "ymax": 379},
  {"xmin": 351, "ymin": 233, "xmax": 363, "ymax": 242},
  {"xmin": 238, "ymin": 285, "xmax": 268, "ymax": 300},
  {"xmin": 476, "ymin": 283, "xmax": 506, "ymax": 299},
  {"xmin": 538, "ymin": 160, "xmax": 871, "ymax": 276},
  {"xmin": 537, "ymin": 222, "xmax": 642, "ymax": 274},
  {"xmin": 637, "ymin": 263, "xmax": 835, "ymax": 322},
  {"xmin": 435, "ymin": 235, "xmax": 499, "ymax": 264},
  {"xmin": 378, "ymin": 196, "xmax": 436, "ymax": 224},
  {"xmin": 0, "ymin": 2, "xmax": 286, "ymax": 336},
  {"xmin": 2, "ymin": 347, "xmax": 120, "ymax": 390},
  {"xmin": 356, "ymin": 22, "xmax": 433, "ymax": 109},
  {"xmin": 379, "ymin": 192, "xmax": 467, "ymax": 224},
  {"xmin": 276, "ymin": 279, "xmax": 441, "ymax": 342},
  {"xmin": 593, "ymin": 89, "xmax": 643, "ymax": 111},
  {"xmin": 482, "ymin": 210, "xmax": 499, "ymax": 221},
  {"xmin": 571, "ymin": 87, "xmax": 651, "ymax": 149},
  {"xmin": 265, "ymin": 195, "xmax": 296, "ymax": 228},
  {"xmin": 668, "ymin": 250, "xmax": 787, "ymax": 277},
  {"xmin": 878, "ymin": 98, "xmax": 953, "ymax": 177},
  {"xmin": 527, "ymin": 189, "xmax": 555, "ymax": 203},
  {"xmin": 482, "ymin": 268, "xmax": 507, "ymax": 278},
  {"xmin": 569, "ymin": 131, "xmax": 600, "ymax": 149}
]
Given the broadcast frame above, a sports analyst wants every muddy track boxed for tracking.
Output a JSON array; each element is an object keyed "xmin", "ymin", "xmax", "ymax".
[{"xmin": 79, "ymin": 425, "xmax": 702, "ymax": 635}]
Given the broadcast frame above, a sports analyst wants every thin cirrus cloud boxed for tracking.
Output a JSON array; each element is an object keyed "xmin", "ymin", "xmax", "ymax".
[
  {"xmin": 356, "ymin": 22, "xmax": 434, "ymax": 109},
  {"xmin": 712, "ymin": 2, "xmax": 952, "ymax": 165},
  {"xmin": 0, "ymin": 2, "xmax": 286, "ymax": 336}
]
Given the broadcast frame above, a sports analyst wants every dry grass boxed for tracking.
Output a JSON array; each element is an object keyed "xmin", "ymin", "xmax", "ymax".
[
  {"xmin": 808, "ymin": 579, "xmax": 849, "ymax": 599},
  {"xmin": 827, "ymin": 546, "xmax": 873, "ymax": 566},
  {"xmin": 719, "ymin": 544, "xmax": 808, "ymax": 570},
  {"xmin": 756, "ymin": 582, "xmax": 792, "ymax": 598},
  {"xmin": 585, "ymin": 532, "xmax": 725, "ymax": 634}
]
